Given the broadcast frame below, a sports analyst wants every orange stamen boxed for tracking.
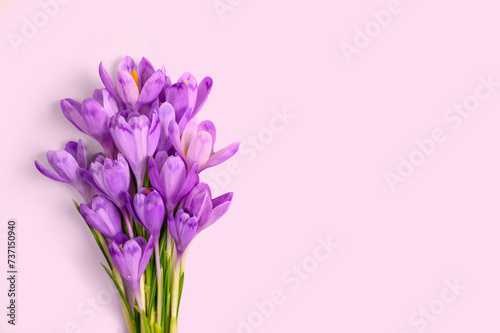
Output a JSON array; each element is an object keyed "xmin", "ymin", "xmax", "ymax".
[{"xmin": 130, "ymin": 70, "xmax": 139, "ymax": 88}]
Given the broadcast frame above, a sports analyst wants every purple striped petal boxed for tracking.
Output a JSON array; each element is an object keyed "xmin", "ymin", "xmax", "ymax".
[
  {"xmin": 186, "ymin": 131, "xmax": 212, "ymax": 171},
  {"xmin": 138, "ymin": 57, "xmax": 154, "ymax": 90},
  {"xmin": 34, "ymin": 160, "xmax": 67, "ymax": 183},
  {"xmin": 138, "ymin": 237, "xmax": 154, "ymax": 278},
  {"xmin": 119, "ymin": 56, "xmax": 137, "ymax": 74},
  {"xmin": 99, "ymin": 62, "xmax": 119, "ymax": 100},
  {"xmin": 116, "ymin": 70, "xmax": 139, "ymax": 107},
  {"xmin": 61, "ymin": 99, "xmax": 87, "ymax": 133},
  {"xmin": 157, "ymin": 102, "xmax": 175, "ymax": 152},
  {"xmin": 192, "ymin": 77, "xmax": 213, "ymax": 118},
  {"xmin": 138, "ymin": 70, "xmax": 165, "ymax": 106},
  {"xmin": 201, "ymin": 142, "xmax": 240, "ymax": 171}
]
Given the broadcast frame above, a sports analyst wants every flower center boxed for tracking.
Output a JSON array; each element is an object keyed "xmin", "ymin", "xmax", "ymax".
[{"xmin": 145, "ymin": 189, "xmax": 152, "ymax": 195}]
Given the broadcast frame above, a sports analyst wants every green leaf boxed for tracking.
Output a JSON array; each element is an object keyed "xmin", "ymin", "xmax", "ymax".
[
  {"xmin": 147, "ymin": 270, "xmax": 158, "ymax": 316},
  {"xmin": 87, "ymin": 226, "xmax": 112, "ymax": 269},
  {"xmin": 144, "ymin": 156, "xmax": 151, "ymax": 188},
  {"xmin": 163, "ymin": 256, "xmax": 171, "ymax": 332},
  {"xmin": 72, "ymin": 199, "xmax": 81, "ymax": 213},
  {"xmin": 101, "ymin": 264, "xmax": 134, "ymax": 320},
  {"xmin": 177, "ymin": 272, "xmax": 185, "ymax": 317}
]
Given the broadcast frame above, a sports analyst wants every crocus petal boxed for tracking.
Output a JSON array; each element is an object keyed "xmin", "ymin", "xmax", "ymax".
[
  {"xmin": 144, "ymin": 190, "xmax": 165, "ymax": 236},
  {"xmin": 34, "ymin": 161, "xmax": 67, "ymax": 183},
  {"xmin": 64, "ymin": 141, "xmax": 87, "ymax": 169},
  {"xmin": 81, "ymin": 202, "xmax": 113, "ymax": 239},
  {"xmin": 76, "ymin": 139, "xmax": 88, "ymax": 169},
  {"xmin": 186, "ymin": 131, "xmax": 213, "ymax": 170},
  {"xmin": 61, "ymin": 99, "xmax": 87, "ymax": 133},
  {"xmin": 93, "ymin": 89, "xmax": 119, "ymax": 118},
  {"xmin": 167, "ymin": 211, "xmax": 179, "ymax": 244},
  {"xmin": 180, "ymin": 118, "xmax": 198, "ymax": 156},
  {"xmin": 166, "ymin": 82, "xmax": 189, "ymax": 121},
  {"xmin": 114, "ymin": 232, "xmax": 129, "ymax": 246},
  {"xmin": 157, "ymin": 102, "xmax": 175, "ymax": 151},
  {"xmin": 161, "ymin": 155, "xmax": 186, "ymax": 212},
  {"xmin": 81, "ymin": 98, "xmax": 115, "ymax": 157},
  {"xmin": 205, "ymin": 200, "xmax": 231, "ymax": 230},
  {"xmin": 137, "ymin": 70, "xmax": 165, "ymax": 106},
  {"xmin": 178, "ymin": 216, "xmax": 197, "ymax": 254},
  {"xmin": 92, "ymin": 195, "xmax": 122, "ymax": 238},
  {"xmin": 192, "ymin": 76, "xmax": 213, "ymax": 118},
  {"xmin": 148, "ymin": 157, "xmax": 165, "ymax": 201},
  {"xmin": 109, "ymin": 241, "xmax": 131, "ymax": 281},
  {"xmin": 81, "ymin": 99, "xmax": 112, "ymax": 145},
  {"xmin": 174, "ymin": 162, "xmax": 199, "ymax": 204},
  {"xmin": 119, "ymin": 56, "xmax": 137, "ymax": 74},
  {"xmin": 138, "ymin": 57, "xmax": 155, "ymax": 90},
  {"xmin": 212, "ymin": 192, "xmax": 233, "ymax": 208},
  {"xmin": 201, "ymin": 142, "xmax": 240, "ymax": 171},
  {"xmin": 198, "ymin": 120, "xmax": 217, "ymax": 151},
  {"xmin": 116, "ymin": 70, "xmax": 139, "ymax": 107},
  {"xmin": 48, "ymin": 150, "xmax": 80, "ymax": 184},
  {"xmin": 168, "ymin": 121, "xmax": 183, "ymax": 158},
  {"xmin": 122, "ymin": 240, "xmax": 142, "ymax": 290},
  {"xmin": 110, "ymin": 115, "xmax": 137, "ymax": 164},
  {"xmin": 147, "ymin": 112, "xmax": 161, "ymax": 157},
  {"xmin": 80, "ymin": 168, "xmax": 102, "ymax": 194},
  {"xmin": 185, "ymin": 183, "xmax": 212, "ymax": 227},
  {"xmin": 103, "ymin": 158, "xmax": 130, "ymax": 204},
  {"xmin": 138, "ymin": 236, "xmax": 154, "ymax": 277},
  {"xmin": 132, "ymin": 189, "xmax": 147, "ymax": 225},
  {"xmin": 99, "ymin": 62, "xmax": 119, "ymax": 100}
]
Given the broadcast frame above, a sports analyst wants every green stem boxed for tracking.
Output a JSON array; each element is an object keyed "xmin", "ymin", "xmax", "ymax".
[
  {"xmin": 154, "ymin": 238, "xmax": 163, "ymax": 325},
  {"xmin": 169, "ymin": 258, "xmax": 181, "ymax": 333}
]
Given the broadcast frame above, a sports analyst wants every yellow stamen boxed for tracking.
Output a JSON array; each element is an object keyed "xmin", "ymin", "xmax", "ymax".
[
  {"xmin": 130, "ymin": 70, "xmax": 139, "ymax": 88},
  {"xmin": 183, "ymin": 79, "xmax": 188, "ymax": 85}
]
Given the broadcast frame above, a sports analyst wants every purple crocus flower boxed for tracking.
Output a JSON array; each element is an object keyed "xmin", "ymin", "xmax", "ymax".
[
  {"xmin": 35, "ymin": 140, "xmax": 95, "ymax": 203},
  {"xmin": 183, "ymin": 183, "xmax": 233, "ymax": 231},
  {"xmin": 148, "ymin": 152, "xmax": 199, "ymax": 213},
  {"xmin": 169, "ymin": 118, "xmax": 240, "ymax": 172},
  {"xmin": 163, "ymin": 73, "xmax": 213, "ymax": 132},
  {"xmin": 80, "ymin": 153, "xmax": 131, "ymax": 210},
  {"xmin": 167, "ymin": 209, "xmax": 198, "ymax": 256},
  {"xmin": 130, "ymin": 188, "xmax": 165, "ymax": 240},
  {"xmin": 109, "ymin": 111, "xmax": 160, "ymax": 190},
  {"xmin": 99, "ymin": 56, "xmax": 165, "ymax": 112},
  {"xmin": 109, "ymin": 233, "xmax": 154, "ymax": 312},
  {"xmin": 60, "ymin": 89, "xmax": 119, "ymax": 158},
  {"xmin": 80, "ymin": 195, "xmax": 122, "ymax": 239}
]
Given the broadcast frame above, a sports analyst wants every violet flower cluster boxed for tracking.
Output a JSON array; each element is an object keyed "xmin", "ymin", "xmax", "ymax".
[{"xmin": 35, "ymin": 56, "xmax": 239, "ymax": 333}]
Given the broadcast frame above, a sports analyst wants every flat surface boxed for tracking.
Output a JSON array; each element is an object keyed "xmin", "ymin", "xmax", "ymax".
[{"xmin": 1, "ymin": 0, "xmax": 500, "ymax": 332}]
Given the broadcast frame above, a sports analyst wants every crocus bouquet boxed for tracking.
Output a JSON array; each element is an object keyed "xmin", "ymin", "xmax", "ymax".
[{"xmin": 35, "ymin": 56, "xmax": 239, "ymax": 333}]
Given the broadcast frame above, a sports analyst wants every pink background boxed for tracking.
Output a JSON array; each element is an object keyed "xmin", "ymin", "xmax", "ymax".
[{"xmin": 1, "ymin": 0, "xmax": 500, "ymax": 332}]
